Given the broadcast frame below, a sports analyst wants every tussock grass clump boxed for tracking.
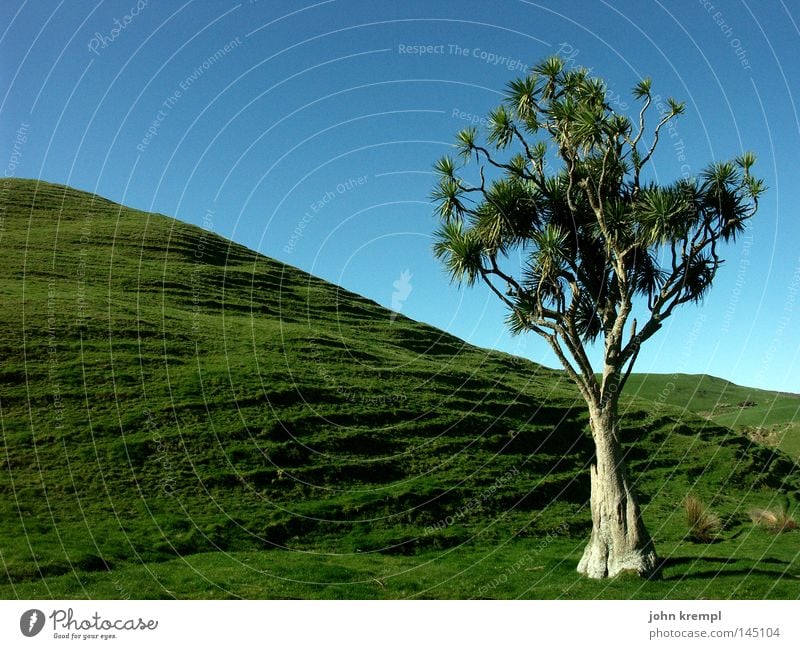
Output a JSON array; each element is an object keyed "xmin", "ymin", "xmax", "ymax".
[
  {"xmin": 749, "ymin": 507, "xmax": 798, "ymax": 533},
  {"xmin": 684, "ymin": 494, "xmax": 721, "ymax": 543}
]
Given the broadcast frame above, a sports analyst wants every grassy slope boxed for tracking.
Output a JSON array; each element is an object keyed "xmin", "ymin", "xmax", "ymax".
[
  {"xmin": 0, "ymin": 178, "xmax": 798, "ymax": 599},
  {"xmin": 623, "ymin": 374, "xmax": 800, "ymax": 459}
]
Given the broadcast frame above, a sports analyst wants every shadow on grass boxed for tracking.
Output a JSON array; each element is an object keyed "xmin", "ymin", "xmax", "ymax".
[{"xmin": 658, "ymin": 555, "xmax": 794, "ymax": 581}]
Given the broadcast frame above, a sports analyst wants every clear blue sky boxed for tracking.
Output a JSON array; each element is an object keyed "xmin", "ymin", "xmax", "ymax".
[{"xmin": 2, "ymin": 0, "xmax": 799, "ymax": 392}]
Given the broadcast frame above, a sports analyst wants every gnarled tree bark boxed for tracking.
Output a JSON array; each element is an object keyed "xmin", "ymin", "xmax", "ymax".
[{"xmin": 577, "ymin": 403, "xmax": 659, "ymax": 579}]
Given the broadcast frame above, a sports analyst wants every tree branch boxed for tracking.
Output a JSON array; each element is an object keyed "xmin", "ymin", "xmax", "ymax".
[
  {"xmin": 470, "ymin": 144, "xmax": 538, "ymax": 183},
  {"xmin": 635, "ymin": 111, "xmax": 678, "ymax": 186},
  {"xmin": 545, "ymin": 331, "xmax": 597, "ymax": 407},
  {"xmin": 631, "ymin": 94, "xmax": 652, "ymax": 149},
  {"xmin": 618, "ymin": 318, "xmax": 640, "ymax": 394}
]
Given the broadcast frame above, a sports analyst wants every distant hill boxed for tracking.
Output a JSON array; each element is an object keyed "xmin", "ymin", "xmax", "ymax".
[
  {"xmin": 622, "ymin": 374, "xmax": 800, "ymax": 459},
  {"xmin": 0, "ymin": 178, "xmax": 798, "ymax": 599}
]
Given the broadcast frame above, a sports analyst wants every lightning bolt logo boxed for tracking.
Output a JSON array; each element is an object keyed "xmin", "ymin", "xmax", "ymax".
[
  {"xmin": 20, "ymin": 608, "xmax": 45, "ymax": 637},
  {"xmin": 390, "ymin": 269, "xmax": 413, "ymax": 323}
]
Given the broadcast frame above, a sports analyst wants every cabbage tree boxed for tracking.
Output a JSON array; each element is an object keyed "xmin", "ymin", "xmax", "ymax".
[{"xmin": 432, "ymin": 56, "xmax": 764, "ymax": 578}]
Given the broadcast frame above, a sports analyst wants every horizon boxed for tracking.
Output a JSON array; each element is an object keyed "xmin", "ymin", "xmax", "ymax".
[
  {"xmin": 2, "ymin": 1, "xmax": 798, "ymax": 392},
  {"xmin": 8, "ymin": 175, "xmax": 798, "ymax": 400}
]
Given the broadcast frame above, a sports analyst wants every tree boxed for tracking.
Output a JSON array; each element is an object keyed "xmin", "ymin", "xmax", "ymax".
[{"xmin": 431, "ymin": 56, "xmax": 764, "ymax": 579}]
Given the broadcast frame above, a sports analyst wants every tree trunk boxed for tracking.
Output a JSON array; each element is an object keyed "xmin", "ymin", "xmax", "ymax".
[{"xmin": 577, "ymin": 406, "xmax": 660, "ymax": 579}]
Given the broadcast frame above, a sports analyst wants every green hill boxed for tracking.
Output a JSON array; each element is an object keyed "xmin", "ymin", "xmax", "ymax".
[
  {"xmin": 622, "ymin": 374, "xmax": 800, "ymax": 460},
  {"xmin": 0, "ymin": 178, "xmax": 798, "ymax": 599}
]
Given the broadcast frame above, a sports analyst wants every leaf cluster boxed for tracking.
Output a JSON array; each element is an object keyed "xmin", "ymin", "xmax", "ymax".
[{"xmin": 432, "ymin": 56, "xmax": 764, "ymax": 404}]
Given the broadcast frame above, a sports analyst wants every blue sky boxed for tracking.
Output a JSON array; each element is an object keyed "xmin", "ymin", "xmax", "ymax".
[{"xmin": 2, "ymin": 0, "xmax": 799, "ymax": 392}]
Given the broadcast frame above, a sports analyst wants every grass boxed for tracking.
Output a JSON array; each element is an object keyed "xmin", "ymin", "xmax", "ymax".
[
  {"xmin": 622, "ymin": 373, "xmax": 800, "ymax": 459},
  {"xmin": 684, "ymin": 494, "xmax": 721, "ymax": 544},
  {"xmin": 749, "ymin": 507, "xmax": 798, "ymax": 534},
  {"xmin": 0, "ymin": 178, "xmax": 799, "ymax": 599},
  {"xmin": 4, "ymin": 535, "xmax": 800, "ymax": 599}
]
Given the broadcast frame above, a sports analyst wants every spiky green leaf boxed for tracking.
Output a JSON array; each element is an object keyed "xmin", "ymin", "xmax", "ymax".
[
  {"xmin": 632, "ymin": 77, "xmax": 652, "ymax": 99},
  {"xmin": 487, "ymin": 105, "xmax": 514, "ymax": 149},
  {"xmin": 432, "ymin": 220, "xmax": 485, "ymax": 286}
]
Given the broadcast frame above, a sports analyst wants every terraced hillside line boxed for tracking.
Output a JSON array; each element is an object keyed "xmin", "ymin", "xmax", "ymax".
[{"xmin": 0, "ymin": 178, "xmax": 798, "ymax": 599}]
